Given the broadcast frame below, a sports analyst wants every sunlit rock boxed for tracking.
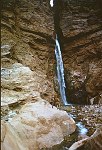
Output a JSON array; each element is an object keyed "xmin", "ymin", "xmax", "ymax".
[
  {"xmin": 1, "ymin": 45, "xmax": 11, "ymax": 57},
  {"xmin": 1, "ymin": 121, "xmax": 28, "ymax": 150},
  {"xmin": 1, "ymin": 63, "xmax": 54, "ymax": 107},
  {"xmin": 1, "ymin": 100, "xmax": 76, "ymax": 150}
]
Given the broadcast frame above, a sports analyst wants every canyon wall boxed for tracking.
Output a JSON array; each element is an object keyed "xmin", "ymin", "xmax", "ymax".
[
  {"xmin": 1, "ymin": 0, "xmax": 102, "ymax": 104},
  {"xmin": 1, "ymin": 0, "xmax": 56, "ymax": 104},
  {"xmin": 61, "ymin": 0, "xmax": 102, "ymax": 104}
]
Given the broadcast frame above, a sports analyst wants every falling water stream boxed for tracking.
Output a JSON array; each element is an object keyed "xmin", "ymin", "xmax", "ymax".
[
  {"xmin": 49, "ymin": 0, "xmax": 90, "ymax": 149},
  {"xmin": 54, "ymin": 36, "xmax": 89, "ymax": 148},
  {"xmin": 55, "ymin": 35, "xmax": 68, "ymax": 105}
]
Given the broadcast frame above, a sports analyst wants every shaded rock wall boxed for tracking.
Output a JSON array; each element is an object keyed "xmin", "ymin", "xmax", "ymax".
[
  {"xmin": 59, "ymin": 0, "xmax": 102, "ymax": 104},
  {"xmin": 1, "ymin": 0, "xmax": 54, "ymax": 74}
]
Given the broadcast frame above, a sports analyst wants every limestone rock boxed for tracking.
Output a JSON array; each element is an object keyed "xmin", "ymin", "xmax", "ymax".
[
  {"xmin": 1, "ymin": 100, "xmax": 76, "ymax": 150},
  {"xmin": 1, "ymin": 63, "xmax": 54, "ymax": 107}
]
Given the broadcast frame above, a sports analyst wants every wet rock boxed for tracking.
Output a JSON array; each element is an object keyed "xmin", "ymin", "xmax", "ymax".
[
  {"xmin": 78, "ymin": 134, "xmax": 89, "ymax": 141},
  {"xmin": 1, "ymin": 100, "xmax": 76, "ymax": 150},
  {"xmin": 69, "ymin": 126, "xmax": 102, "ymax": 150},
  {"xmin": 90, "ymin": 94, "xmax": 102, "ymax": 104}
]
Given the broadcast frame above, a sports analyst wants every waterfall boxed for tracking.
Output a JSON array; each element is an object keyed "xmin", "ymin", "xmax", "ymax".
[
  {"xmin": 55, "ymin": 35, "xmax": 68, "ymax": 105},
  {"xmin": 50, "ymin": 0, "xmax": 68, "ymax": 105},
  {"xmin": 50, "ymin": 0, "xmax": 53, "ymax": 7}
]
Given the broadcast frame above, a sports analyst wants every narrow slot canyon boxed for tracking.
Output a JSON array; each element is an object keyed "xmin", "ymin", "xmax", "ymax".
[{"xmin": 1, "ymin": 0, "xmax": 102, "ymax": 150}]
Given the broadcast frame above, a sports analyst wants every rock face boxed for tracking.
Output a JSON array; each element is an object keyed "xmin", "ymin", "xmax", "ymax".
[
  {"xmin": 1, "ymin": 63, "xmax": 53, "ymax": 106},
  {"xmin": 1, "ymin": 0, "xmax": 56, "ymax": 105},
  {"xmin": 1, "ymin": 0, "xmax": 102, "ymax": 104},
  {"xmin": 61, "ymin": 0, "xmax": 102, "ymax": 104},
  {"xmin": 1, "ymin": 62, "xmax": 55, "ymax": 120},
  {"xmin": 1, "ymin": 0, "xmax": 54, "ymax": 75},
  {"xmin": 1, "ymin": 100, "xmax": 76, "ymax": 150}
]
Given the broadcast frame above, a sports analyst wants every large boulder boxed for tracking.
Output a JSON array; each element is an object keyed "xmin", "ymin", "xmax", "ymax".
[
  {"xmin": 1, "ymin": 121, "xmax": 28, "ymax": 150},
  {"xmin": 1, "ymin": 100, "xmax": 76, "ymax": 150}
]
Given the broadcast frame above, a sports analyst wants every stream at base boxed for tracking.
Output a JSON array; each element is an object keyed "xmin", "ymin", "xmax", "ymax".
[{"xmin": 41, "ymin": 104, "xmax": 102, "ymax": 150}]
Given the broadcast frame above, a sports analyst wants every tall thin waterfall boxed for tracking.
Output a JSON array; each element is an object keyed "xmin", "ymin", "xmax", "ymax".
[
  {"xmin": 55, "ymin": 35, "xmax": 68, "ymax": 105},
  {"xmin": 50, "ymin": 0, "xmax": 68, "ymax": 105}
]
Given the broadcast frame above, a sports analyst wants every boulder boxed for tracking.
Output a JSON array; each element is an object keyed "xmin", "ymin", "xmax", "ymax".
[
  {"xmin": 1, "ymin": 100, "xmax": 76, "ymax": 150},
  {"xmin": 1, "ymin": 121, "xmax": 28, "ymax": 150}
]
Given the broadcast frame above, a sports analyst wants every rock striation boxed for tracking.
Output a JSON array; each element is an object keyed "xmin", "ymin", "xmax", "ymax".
[
  {"xmin": 1, "ymin": 63, "xmax": 53, "ymax": 106},
  {"xmin": 1, "ymin": 0, "xmax": 56, "ymax": 104},
  {"xmin": 1, "ymin": 0, "xmax": 102, "ymax": 149},
  {"xmin": 1, "ymin": 0, "xmax": 102, "ymax": 104},
  {"xmin": 61, "ymin": 0, "xmax": 102, "ymax": 104}
]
